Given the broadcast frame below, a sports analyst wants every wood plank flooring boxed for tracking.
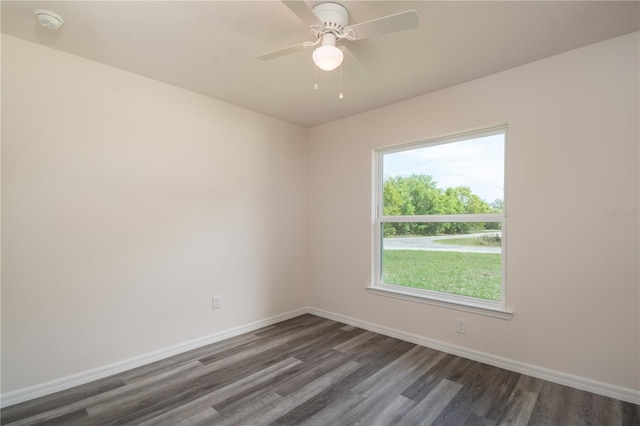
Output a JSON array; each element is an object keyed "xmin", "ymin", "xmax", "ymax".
[{"xmin": 2, "ymin": 314, "xmax": 639, "ymax": 425}]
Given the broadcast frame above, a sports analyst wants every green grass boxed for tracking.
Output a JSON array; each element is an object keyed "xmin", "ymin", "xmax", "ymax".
[{"xmin": 382, "ymin": 250, "xmax": 501, "ymax": 301}]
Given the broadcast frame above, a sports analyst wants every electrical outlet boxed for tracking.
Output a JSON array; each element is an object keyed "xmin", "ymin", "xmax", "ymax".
[
  {"xmin": 212, "ymin": 295, "xmax": 222, "ymax": 309},
  {"xmin": 456, "ymin": 318, "xmax": 466, "ymax": 334}
]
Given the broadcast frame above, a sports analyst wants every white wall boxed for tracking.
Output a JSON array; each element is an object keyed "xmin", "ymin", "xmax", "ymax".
[
  {"xmin": 2, "ymin": 30, "xmax": 639, "ymax": 400},
  {"xmin": 307, "ymin": 33, "xmax": 639, "ymax": 391},
  {"xmin": 1, "ymin": 35, "xmax": 308, "ymax": 393}
]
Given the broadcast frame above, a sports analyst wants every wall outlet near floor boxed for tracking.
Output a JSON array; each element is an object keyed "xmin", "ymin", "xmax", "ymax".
[
  {"xmin": 456, "ymin": 318, "xmax": 466, "ymax": 334},
  {"xmin": 212, "ymin": 295, "xmax": 222, "ymax": 309}
]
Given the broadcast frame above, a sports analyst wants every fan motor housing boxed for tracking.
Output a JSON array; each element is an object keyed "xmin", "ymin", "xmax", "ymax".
[{"xmin": 312, "ymin": 3, "xmax": 349, "ymax": 33}]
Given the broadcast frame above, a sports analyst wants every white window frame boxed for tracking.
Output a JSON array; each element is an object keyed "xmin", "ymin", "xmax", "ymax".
[{"xmin": 367, "ymin": 125, "xmax": 513, "ymax": 320}]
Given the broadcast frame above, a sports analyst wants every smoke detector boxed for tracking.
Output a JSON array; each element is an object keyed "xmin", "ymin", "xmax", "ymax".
[{"xmin": 34, "ymin": 9, "xmax": 64, "ymax": 30}]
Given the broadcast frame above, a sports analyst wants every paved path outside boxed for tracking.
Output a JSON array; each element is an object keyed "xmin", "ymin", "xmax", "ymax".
[{"xmin": 383, "ymin": 232, "xmax": 502, "ymax": 253}]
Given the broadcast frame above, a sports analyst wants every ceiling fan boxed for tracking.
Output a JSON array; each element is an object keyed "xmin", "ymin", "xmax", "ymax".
[{"xmin": 257, "ymin": 1, "xmax": 419, "ymax": 73}]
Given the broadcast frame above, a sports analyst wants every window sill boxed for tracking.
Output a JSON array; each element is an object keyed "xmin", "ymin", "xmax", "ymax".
[{"xmin": 365, "ymin": 285, "xmax": 513, "ymax": 320}]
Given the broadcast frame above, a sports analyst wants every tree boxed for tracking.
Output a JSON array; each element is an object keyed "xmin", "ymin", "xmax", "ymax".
[
  {"xmin": 383, "ymin": 175, "xmax": 494, "ymax": 236},
  {"xmin": 486, "ymin": 199, "xmax": 504, "ymax": 230},
  {"xmin": 490, "ymin": 199, "xmax": 504, "ymax": 213}
]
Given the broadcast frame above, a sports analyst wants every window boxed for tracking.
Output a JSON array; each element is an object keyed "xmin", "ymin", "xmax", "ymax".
[{"xmin": 369, "ymin": 126, "xmax": 511, "ymax": 319}]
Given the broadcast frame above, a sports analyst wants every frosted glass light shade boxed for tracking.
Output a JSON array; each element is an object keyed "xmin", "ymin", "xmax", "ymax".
[{"xmin": 313, "ymin": 45, "xmax": 344, "ymax": 71}]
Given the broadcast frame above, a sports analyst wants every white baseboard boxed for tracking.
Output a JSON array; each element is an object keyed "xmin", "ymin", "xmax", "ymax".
[
  {"xmin": 3, "ymin": 306, "xmax": 638, "ymax": 408},
  {"xmin": 0, "ymin": 307, "xmax": 307, "ymax": 408},
  {"xmin": 306, "ymin": 307, "xmax": 640, "ymax": 405}
]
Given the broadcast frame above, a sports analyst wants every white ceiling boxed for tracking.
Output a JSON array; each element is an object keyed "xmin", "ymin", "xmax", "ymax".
[{"xmin": 2, "ymin": 1, "xmax": 639, "ymax": 128}]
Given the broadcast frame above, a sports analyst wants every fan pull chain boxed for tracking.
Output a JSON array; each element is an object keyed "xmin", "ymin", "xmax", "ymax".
[
  {"xmin": 338, "ymin": 65, "xmax": 344, "ymax": 99},
  {"xmin": 313, "ymin": 62, "xmax": 319, "ymax": 90}
]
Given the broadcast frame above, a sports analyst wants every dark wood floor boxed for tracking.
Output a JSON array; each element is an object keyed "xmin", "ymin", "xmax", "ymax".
[{"xmin": 2, "ymin": 314, "xmax": 639, "ymax": 425}]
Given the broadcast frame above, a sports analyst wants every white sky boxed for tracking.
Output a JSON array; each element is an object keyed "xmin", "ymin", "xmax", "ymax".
[{"xmin": 383, "ymin": 134, "xmax": 504, "ymax": 203}]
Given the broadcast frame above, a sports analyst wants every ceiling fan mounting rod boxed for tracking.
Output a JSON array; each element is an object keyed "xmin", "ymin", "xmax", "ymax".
[
  {"xmin": 312, "ymin": 3, "xmax": 349, "ymax": 33},
  {"xmin": 307, "ymin": 3, "xmax": 356, "ymax": 46}
]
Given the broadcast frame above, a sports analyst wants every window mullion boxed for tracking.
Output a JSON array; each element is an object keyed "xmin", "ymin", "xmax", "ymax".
[{"xmin": 380, "ymin": 214, "xmax": 504, "ymax": 223}]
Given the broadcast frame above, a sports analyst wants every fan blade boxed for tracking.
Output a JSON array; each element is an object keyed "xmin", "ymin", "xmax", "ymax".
[
  {"xmin": 257, "ymin": 42, "xmax": 308, "ymax": 61},
  {"xmin": 282, "ymin": 1, "xmax": 322, "ymax": 26},
  {"xmin": 340, "ymin": 46, "xmax": 367, "ymax": 78},
  {"xmin": 346, "ymin": 10, "xmax": 419, "ymax": 41}
]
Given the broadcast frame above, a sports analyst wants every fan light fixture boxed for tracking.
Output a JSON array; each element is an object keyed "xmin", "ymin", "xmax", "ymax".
[
  {"xmin": 257, "ymin": 1, "xmax": 419, "ymax": 97},
  {"xmin": 257, "ymin": 1, "xmax": 420, "ymax": 76},
  {"xmin": 312, "ymin": 34, "xmax": 343, "ymax": 71}
]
